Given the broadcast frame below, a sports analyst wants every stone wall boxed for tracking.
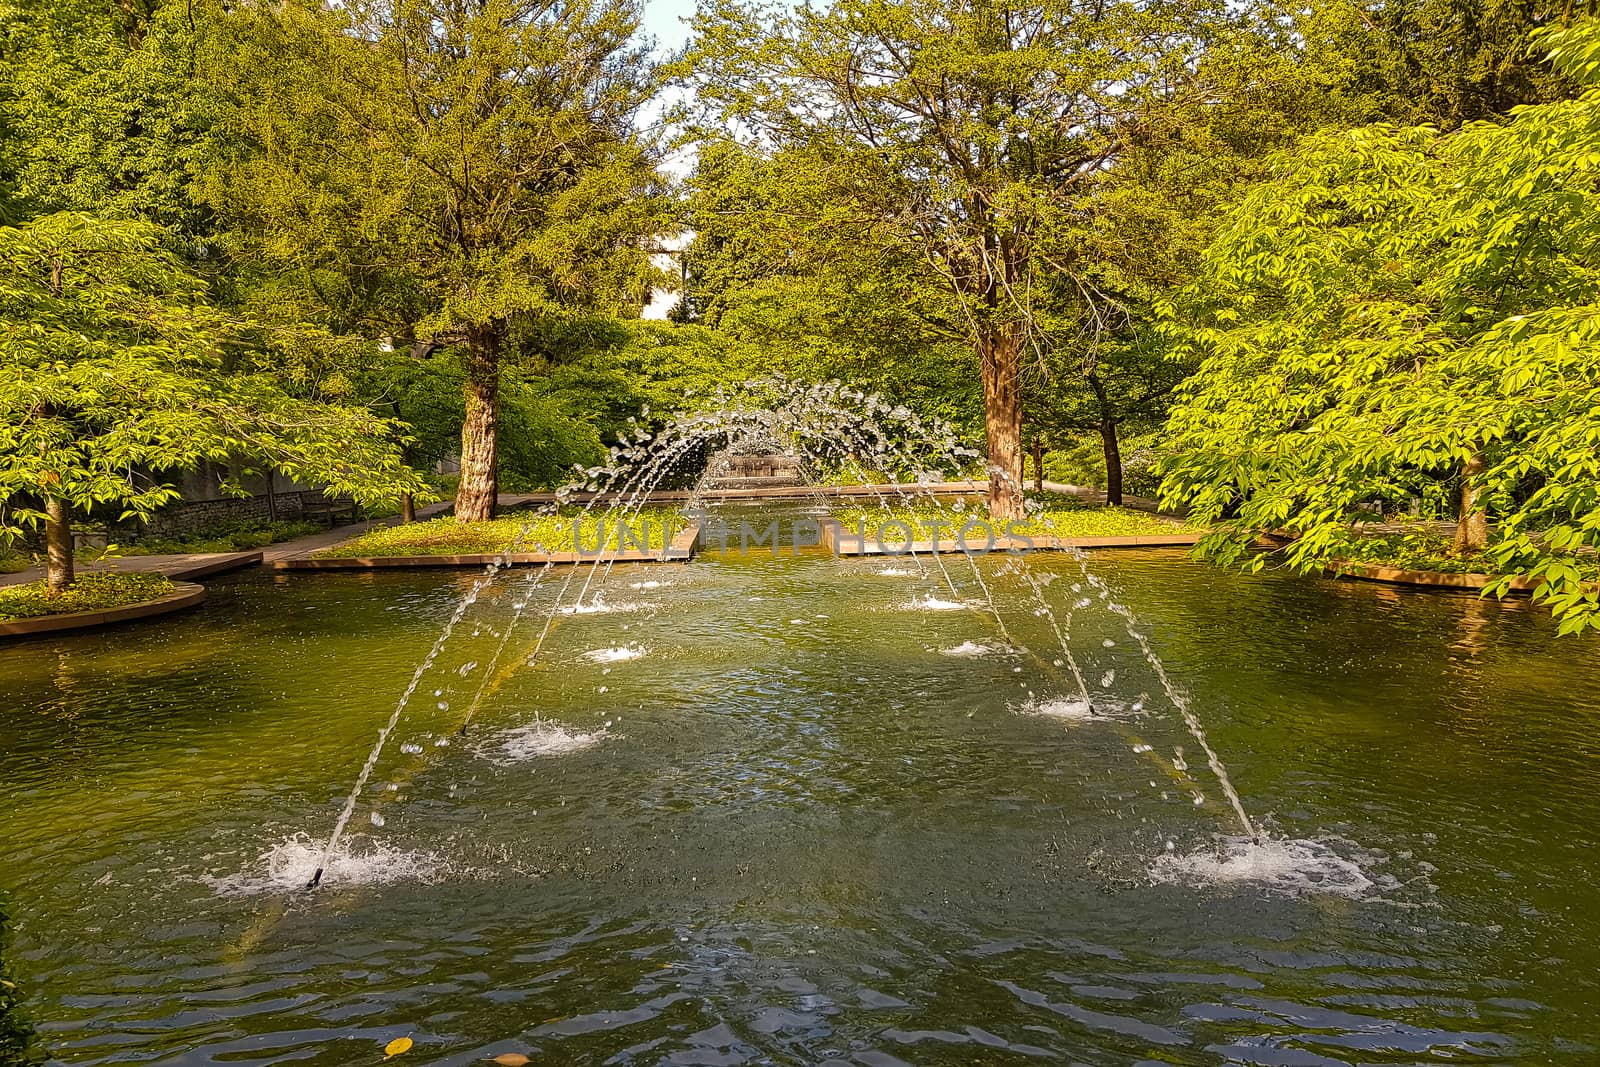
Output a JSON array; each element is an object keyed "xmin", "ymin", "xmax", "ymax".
[{"xmin": 127, "ymin": 491, "xmax": 312, "ymax": 540}]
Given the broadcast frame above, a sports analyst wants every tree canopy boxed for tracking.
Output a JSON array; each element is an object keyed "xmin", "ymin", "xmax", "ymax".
[
  {"xmin": 0, "ymin": 212, "xmax": 425, "ymax": 590},
  {"xmin": 1160, "ymin": 20, "xmax": 1600, "ymax": 633}
]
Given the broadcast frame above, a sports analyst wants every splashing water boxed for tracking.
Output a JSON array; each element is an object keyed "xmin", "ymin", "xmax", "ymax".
[
  {"xmin": 584, "ymin": 645, "xmax": 648, "ymax": 663},
  {"xmin": 1151, "ymin": 835, "xmax": 1381, "ymax": 898},
  {"xmin": 560, "ymin": 599, "xmax": 644, "ymax": 616},
  {"xmin": 478, "ymin": 722, "xmax": 613, "ymax": 764},
  {"xmin": 904, "ymin": 594, "xmax": 967, "ymax": 611},
  {"xmin": 941, "ymin": 641, "xmax": 998, "ymax": 657},
  {"xmin": 1024, "ymin": 697, "xmax": 1101, "ymax": 721},
  {"xmin": 208, "ymin": 834, "xmax": 446, "ymax": 896}
]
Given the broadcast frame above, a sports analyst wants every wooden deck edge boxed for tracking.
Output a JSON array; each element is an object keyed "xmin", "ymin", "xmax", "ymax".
[
  {"xmin": 1329, "ymin": 560, "xmax": 1537, "ymax": 592},
  {"xmin": 819, "ymin": 519, "xmax": 1201, "ymax": 556},
  {"xmin": 0, "ymin": 582, "xmax": 205, "ymax": 638},
  {"xmin": 279, "ymin": 524, "xmax": 703, "ymax": 569}
]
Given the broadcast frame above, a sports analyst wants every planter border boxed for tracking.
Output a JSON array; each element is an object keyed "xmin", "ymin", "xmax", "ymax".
[
  {"xmin": 820, "ymin": 519, "xmax": 1200, "ymax": 556},
  {"xmin": 1329, "ymin": 560, "xmax": 1537, "ymax": 593},
  {"xmin": 275, "ymin": 524, "xmax": 702, "ymax": 570},
  {"xmin": 0, "ymin": 581, "xmax": 205, "ymax": 638}
]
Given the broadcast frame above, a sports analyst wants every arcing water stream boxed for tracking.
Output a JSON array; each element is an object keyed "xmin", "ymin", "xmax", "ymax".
[
  {"xmin": 8, "ymin": 423, "xmax": 1597, "ymax": 1060},
  {"xmin": 305, "ymin": 379, "xmax": 1260, "ymax": 891}
]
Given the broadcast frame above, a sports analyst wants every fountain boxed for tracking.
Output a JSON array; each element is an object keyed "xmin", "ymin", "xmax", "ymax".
[{"xmin": 300, "ymin": 377, "xmax": 1261, "ymax": 890}]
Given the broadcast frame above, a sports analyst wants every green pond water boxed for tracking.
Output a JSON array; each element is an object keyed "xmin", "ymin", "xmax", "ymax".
[{"xmin": 3, "ymin": 504, "xmax": 1600, "ymax": 1065}]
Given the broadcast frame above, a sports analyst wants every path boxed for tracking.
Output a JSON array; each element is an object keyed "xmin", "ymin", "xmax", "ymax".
[
  {"xmin": 1, "ymin": 502, "xmax": 454, "ymax": 586},
  {"xmin": 260, "ymin": 501, "xmax": 452, "ymax": 562}
]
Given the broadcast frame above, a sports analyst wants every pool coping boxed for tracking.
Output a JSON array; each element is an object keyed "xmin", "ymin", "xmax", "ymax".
[
  {"xmin": 819, "ymin": 519, "xmax": 1201, "ymax": 555},
  {"xmin": 0, "ymin": 581, "xmax": 206, "ymax": 638},
  {"xmin": 273, "ymin": 524, "xmax": 703, "ymax": 569}
]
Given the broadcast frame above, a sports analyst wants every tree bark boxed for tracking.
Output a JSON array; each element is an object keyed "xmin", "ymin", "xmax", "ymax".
[
  {"xmin": 1030, "ymin": 436, "xmax": 1045, "ymax": 493},
  {"xmin": 400, "ymin": 493, "xmax": 416, "ymax": 524},
  {"xmin": 1100, "ymin": 419, "xmax": 1123, "ymax": 507},
  {"xmin": 1454, "ymin": 451, "xmax": 1489, "ymax": 553},
  {"xmin": 455, "ymin": 324, "xmax": 501, "ymax": 522},
  {"xmin": 45, "ymin": 496, "xmax": 73, "ymax": 597},
  {"xmin": 979, "ymin": 325, "xmax": 1025, "ymax": 520}
]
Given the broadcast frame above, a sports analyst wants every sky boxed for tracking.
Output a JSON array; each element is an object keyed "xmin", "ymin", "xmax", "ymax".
[{"xmin": 639, "ymin": 0, "xmax": 698, "ymax": 55}]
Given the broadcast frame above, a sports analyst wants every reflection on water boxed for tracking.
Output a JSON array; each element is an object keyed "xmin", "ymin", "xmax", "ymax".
[{"xmin": 1, "ymin": 545, "xmax": 1599, "ymax": 1064}]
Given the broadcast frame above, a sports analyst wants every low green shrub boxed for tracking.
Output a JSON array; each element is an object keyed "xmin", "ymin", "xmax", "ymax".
[
  {"xmin": 0, "ymin": 572, "xmax": 175, "ymax": 621},
  {"xmin": 119, "ymin": 519, "xmax": 323, "ymax": 556},
  {"xmin": 314, "ymin": 508, "xmax": 687, "ymax": 558},
  {"xmin": 1340, "ymin": 533, "xmax": 1600, "ymax": 579},
  {"xmin": 832, "ymin": 501, "xmax": 1192, "ymax": 541}
]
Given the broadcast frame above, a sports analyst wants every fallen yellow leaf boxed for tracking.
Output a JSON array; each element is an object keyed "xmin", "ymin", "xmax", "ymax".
[
  {"xmin": 491, "ymin": 1055, "xmax": 530, "ymax": 1066},
  {"xmin": 384, "ymin": 1036, "xmax": 414, "ymax": 1059}
]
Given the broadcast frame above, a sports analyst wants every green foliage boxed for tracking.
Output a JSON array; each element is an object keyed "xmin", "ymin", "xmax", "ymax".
[
  {"xmin": 200, "ymin": 0, "xmax": 666, "ymax": 347},
  {"xmin": 0, "ymin": 212, "xmax": 428, "ymax": 555},
  {"xmin": 314, "ymin": 508, "xmax": 686, "ymax": 558},
  {"xmin": 1160, "ymin": 20, "xmax": 1600, "ymax": 634},
  {"xmin": 118, "ymin": 518, "xmax": 322, "ymax": 555},
  {"xmin": 0, "ymin": 571, "xmax": 173, "ymax": 620},
  {"xmin": 681, "ymin": 143, "xmax": 982, "ymax": 439},
  {"xmin": 1342, "ymin": 533, "xmax": 1521, "ymax": 575},
  {"xmin": 0, "ymin": 897, "xmax": 40, "ymax": 1065},
  {"xmin": 833, "ymin": 500, "xmax": 1192, "ymax": 539},
  {"xmin": 0, "ymin": 0, "xmax": 219, "ymax": 230}
]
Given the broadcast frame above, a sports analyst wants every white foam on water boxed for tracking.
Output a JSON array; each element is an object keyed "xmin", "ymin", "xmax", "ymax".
[
  {"xmin": 478, "ymin": 721, "xmax": 612, "ymax": 764},
  {"xmin": 206, "ymin": 833, "xmax": 445, "ymax": 896},
  {"xmin": 941, "ymin": 641, "xmax": 995, "ymax": 657},
  {"xmin": 1020, "ymin": 694, "xmax": 1143, "ymax": 722},
  {"xmin": 560, "ymin": 599, "xmax": 645, "ymax": 615},
  {"xmin": 1151, "ymin": 835, "xmax": 1380, "ymax": 898},
  {"xmin": 1026, "ymin": 697, "xmax": 1098, "ymax": 721},
  {"xmin": 628, "ymin": 579, "xmax": 669, "ymax": 589},
  {"xmin": 583, "ymin": 645, "xmax": 647, "ymax": 663},
  {"xmin": 903, "ymin": 593, "xmax": 966, "ymax": 611},
  {"xmin": 876, "ymin": 567, "xmax": 916, "ymax": 577}
]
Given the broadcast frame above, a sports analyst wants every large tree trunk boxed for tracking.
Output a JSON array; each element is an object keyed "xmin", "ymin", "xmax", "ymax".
[
  {"xmin": 1454, "ymin": 450, "xmax": 1488, "ymax": 553},
  {"xmin": 1100, "ymin": 419, "xmax": 1123, "ymax": 507},
  {"xmin": 979, "ymin": 325, "xmax": 1025, "ymax": 520},
  {"xmin": 1031, "ymin": 436, "xmax": 1045, "ymax": 493},
  {"xmin": 400, "ymin": 493, "xmax": 416, "ymax": 524},
  {"xmin": 455, "ymin": 324, "xmax": 501, "ymax": 522},
  {"xmin": 44, "ymin": 496, "xmax": 73, "ymax": 597}
]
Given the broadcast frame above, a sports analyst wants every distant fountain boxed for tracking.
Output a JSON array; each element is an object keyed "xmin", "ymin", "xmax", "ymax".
[{"xmin": 301, "ymin": 376, "xmax": 1258, "ymax": 888}]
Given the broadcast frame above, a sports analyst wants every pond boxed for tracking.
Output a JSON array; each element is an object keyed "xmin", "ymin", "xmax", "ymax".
[{"xmin": 3, "ymin": 507, "xmax": 1599, "ymax": 1064}]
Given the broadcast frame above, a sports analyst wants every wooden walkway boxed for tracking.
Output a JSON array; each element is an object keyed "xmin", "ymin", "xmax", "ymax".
[{"xmin": 0, "ymin": 549, "xmax": 263, "ymax": 588}]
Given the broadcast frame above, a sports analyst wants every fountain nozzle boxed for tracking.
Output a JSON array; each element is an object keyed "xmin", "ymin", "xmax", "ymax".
[{"xmin": 305, "ymin": 867, "xmax": 323, "ymax": 891}]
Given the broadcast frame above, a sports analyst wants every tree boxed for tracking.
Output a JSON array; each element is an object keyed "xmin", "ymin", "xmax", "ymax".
[
  {"xmin": 201, "ymin": 0, "xmax": 666, "ymax": 521},
  {"xmin": 1023, "ymin": 334, "xmax": 1190, "ymax": 504},
  {"xmin": 687, "ymin": 0, "xmax": 1212, "ymax": 518},
  {"xmin": 0, "ymin": 0, "xmax": 219, "ymax": 232},
  {"xmin": 0, "ymin": 213, "xmax": 425, "ymax": 594},
  {"xmin": 1159, "ymin": 20, "xmax": 1600, "ymax": 634}
]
